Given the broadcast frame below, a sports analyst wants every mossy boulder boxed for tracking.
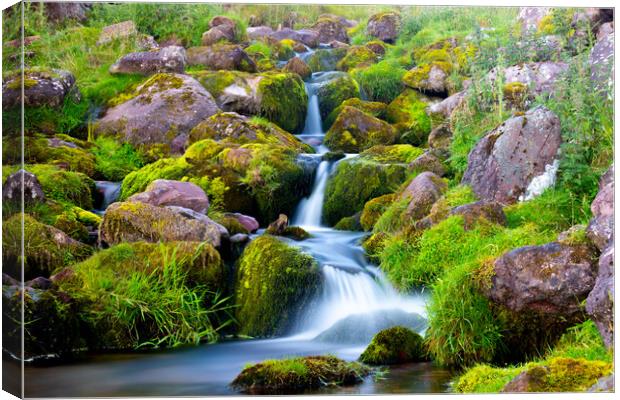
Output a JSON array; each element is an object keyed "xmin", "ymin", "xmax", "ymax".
[
  {"xmin": 336, "ymin": 46, "xmax": 378, "ymax": 71},
  {"xmin": 359, "ymin": 326, "xmax": 427, "ymax": 365},
  {"xmin": 2, "ymin": 213, "xmax": 93, "ymax": 280},
  {"xmin": 235, "ymin": 235, "xmax": 322, "ymax": 337},
  {"xmin": 2, "ymin": 68, "xmax": 79, "ymax": 109},
  {"xmin": 231, "ymin": 355, "xmax": 370, "ymax": 394},
  {"xmin": 324, "ymin": 97, "xmax": 387, "ymax": 130},
  {"xmin": 323, "ymin": 146, "xmax": 418, "ymax": 226},
  {"xmin": 360, "ymin": 194, "xmax": 395, "ymax": 231},
  {"xmin": 324, "ymin": 106, "xmax": 396, "ymax": 153},
  {"xmin": 283, "ymin": 56, "xmax": 312, "ymax": 80},
  {"xmin": 311, "ymin": 16, "xmax": 350, "ymax": 43},
  {"xmin": 403, "ymin": 62, "xmax": 451, "ymax": 95},
  {"xmin": 385, "ymin": 89, "xmax": 432, "ymax": 146},
  {"xmin": 186, "ymin": 44, "xmax": 257, "ymax": 72},
  {"xmin": 316, "ymin": 74, "xmax": 360, "ymax": 122},
  {"xmin": 307, "ymin": 48, "xmax": 348, "ymax": 72},
  {"xmin": 334, "ymin": 213, "xmax": 363, "ymax": 231},
  {"xmin": 367, "ymin": 12, "xmax": 401, "ymax": 43}
]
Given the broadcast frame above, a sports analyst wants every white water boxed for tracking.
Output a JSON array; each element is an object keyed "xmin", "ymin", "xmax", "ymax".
[
  {"xmin": 289, "ymin": 73, "xmax": 428, "ymax": 342},
  {"xmin": 93, "ymin": 181, "xmax": 121, "ymax": 215}
]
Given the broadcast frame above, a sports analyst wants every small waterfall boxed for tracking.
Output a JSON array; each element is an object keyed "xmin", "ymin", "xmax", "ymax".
[
  {"xmin": 94, "ymin": 181, "xmax": 121, "ymax": 215},
  {"xmin": 292, "ymin": 160, "xmax": 330, "ymax": 228}
]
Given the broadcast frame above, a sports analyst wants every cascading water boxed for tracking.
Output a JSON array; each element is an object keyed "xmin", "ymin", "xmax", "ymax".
[{"xmin": 93, "ymin": 181, "xmax": 121, "ymax": 215}]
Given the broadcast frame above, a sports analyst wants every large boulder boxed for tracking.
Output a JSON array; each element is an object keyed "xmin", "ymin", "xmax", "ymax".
[
  {"xmin": 462, "ymin": 107, "xmax": 562, "ymax": 204},
  {"xmin": 99, "ymin": 201, "xmax": 228, "ymax": 247},
  {"xmin": 399, "ymin": 171, "xmax": 447, "ymax": 221},
  {"xmin": 517, "ymin": 7, "xmax": 551, "ymax": 35},
  {"xmin": 109, "ymin": 46, "xmax": 186, "ymax": 75},
  {"xmin": 316, "ymin": 73, "xmax": 360, "ymax": 122},
  {"xmin": 235, "ymin": 235, "xmax": 321, "ymax": 337},
  {"xmin": 127, "ymin": 179, "xmax": 209, "ymax": 214},
  {"xmin": 324, "ymin": 106, "xmax": 397, "ymax": 152},
  {"xmin": 366, "ymin": 12, "xmax": 401, "ymax": 43},
  {"xmin": 589, "ymin": 32, "xmax": 614, "ymax": 94},
  {"xmin": 485, "ymin": 242, "xmax": 596, "ymax": 317},
  {"xmin": 403, "ymin": 63, "xmax": 450, "ymax": 95},
  {"xmin": 586, "ymin": 164, "xmax": 614, "ymax": 251},
  {"xmin": 586, "ymin": 243, "xmax": 614, "ymax": 348},
  {"xmin": 186, "ymin": 44, "xmax": 257, "ymax": 72},
  {"xmin": 488, "ymin": 62, "xmax": 568, "ymax": 106},
  {"xmin": 311, "ymin": 16, "xmax": 349, "ymax": 44},
  {"xmin": 95, "ymin": 73, "xmax": 219, "ymax": 154},
  {"xmin": 2, "ymin": 68, "xmax": 79, "ymax": 109},
  {"xmin": 2, "ymin": 169, "xmax": 45, "ymax": 204}
]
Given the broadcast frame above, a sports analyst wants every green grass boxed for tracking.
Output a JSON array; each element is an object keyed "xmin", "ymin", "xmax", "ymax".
[
  {"xmin": 91, "ymin": 136, "xmax": 144, "ymax": 181},
  {"xmin": 352, "ymin": 60, "xmax": 406, "ymax": 104}
]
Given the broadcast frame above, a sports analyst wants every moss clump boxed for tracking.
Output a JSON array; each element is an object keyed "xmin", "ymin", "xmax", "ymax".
[
  {"xmin": 362, "ymin": 232, "xmax": 389, "ymax": 262},
  {"xmin": 56, "ymin": 241, "xmax": 228, "ymax": 350},
  {"xmin": 91, "ymin": 136, "xmax": 144, "ymax": 181},
  {"xmin": 324, "ymin": 106, "xmax": 397, "ymax": 153},
  {"xmin": 53, "ymin": 207, "xmax": 101, "ymax": 242},
  {"xmin": 316, "ymin": 74, "xmax": 361, "ymax": 123},
  {"xmin": 402, "ymin": 62, "xmax": 451, "ymax": 91},
  {"xmin": 324, "ymin": 98, "xmax": 387, "ymax": 131},
  {"xmin": 350, "ymin": 60, "xmax": 407, "ymax": 104},
  {"xmin": 360, "ymin": 194, "xmax": 395, "ymax": 231},
  {"xmin": 189, "ymin": 70, "xmax": 248, "ymax": 99},
  {"xmin": 231, "ymin": 355, "xmax": 371, "ymax": 394},
  {"xmin": 502, "ymin": 82, "xmax": 528, "ymax": 109},
  {"xmin": 3, "ymin": 164, "xmax": 95, "ymax": 209},
  {"xmin": 334, "ymin": 214, "xmax": 363, "ymax": 231},
  {"xmin": 455, "ymin": 364, "xmax": 523, "ymax": 393},
  {"xmin": 359, "ymin": 326, "xmax": 426, "ymax": 365},
  {"xmin": 2, "ymin": 213, "xmax": 93, "ymax": 280},
  {"xmin": 336, "ymin": 46, "xmax": 378, "ymax": 72},
  {"xmin": 361, "ymin": 144, "xmax": 424, "ymax": 164},
  {"xmin": 385, "ymin": 89, "xmax": 432, "ymax": 146},
  {"xmin": 257, "ymin": 72, "xmax": 308, "ymax": 134},
  {"xmin": 235, "ymin": 236, "xmax": 321, "ymax": 337},
  {"xmin": 120, "ymin": 157, "xmax": 189, "ymax": 200},
  {"xmin": 307, "ymin": 48, "xmax": 348, "ymax": 72}
]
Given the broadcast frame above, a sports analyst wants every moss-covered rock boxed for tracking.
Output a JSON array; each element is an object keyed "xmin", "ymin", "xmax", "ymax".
[
  {"xmin": 324, "ymin": 98, "xmax": 387, "ymax": 131},
  {"xmin": 359, "ymin": 326, "xmax": 426, "ymax": 365},
  {"xmin": 256, "ymin": 72, "xmax": 308, "ymax": 134},
  {"xmin": 360, "ymin": 194, "xmax": 395, "ymax": 231},
  {"xmin": 307, "ymin": 47, "xmax": 348, "ymax": 72},
  {"xmin": 362, "ymin": 231, "xmax": 389, "ymax": 263},
  {"xmin": 385, "ymin": 89, "xmax": 432, "ymax": 146},
  {"xmin": 316, "ymin": 74, "xmax": 360, "ymax": 123},
  {"xmin": 235, "ymin": 235, "xmax": 321, "ymax": 337},
  {"xmin": 324, "ymin": 106, "xmax": 397, "ymax": 153},
  {"xmin": 2, "ymin": 213, "xmax": 93, "ymax": 280},
  {"xmin": 336, "ymin": 46, "xmax": 378, "ymax": 71},
  {"xmin": 323, "ymin": 148, "xmax": 414, "ymax": 226},
  {"xmin": 334, "ymin": 213, "xmax": 363, "ymax": 231},
  {"xmin": 231, "ymin": 355, "xmax": 370, "ymax": 394},
  {"xmin": 283, "ymin": 56, "xmax": 312, "ymax": 80},
  {"xmin": 3, "ymin": 163, "xmax": 95, "ymax": 209}
]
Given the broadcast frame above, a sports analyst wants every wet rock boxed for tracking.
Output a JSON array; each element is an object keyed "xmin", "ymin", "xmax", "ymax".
[
  {"xmin": 486, "ymin": 242, "xmax": 596, "ymax": 316},
  {"xmin": 283, "ymin": 56, "xmax": 311, "ymax": 80},
  {"xmin": 399, "ymin": 171, "xmax": 447, "ymax": 220},
  {"xmin": 367, "ymin": 12, "xmax": 401, "ymax": 43},
  {"xmin": 109, "ymin": 46, "xmax": 186, "ymax": 75},
  {"xmin": 97, "ymin": 20, "xmax": 137, "ymax": 46},
  {"xmin": 409, "ymin": 151, "xmax": 446, "ymax": 177},
  {"xmin": 100, "ymin": 202, "xmax": 228, "ymax": 247},
  {"xmin": 462, "ymin": 106, "xmax": 562, "ymax": 204},
  {"xmin": 127, "ymin": 179, "xmax": 209, "ymax": 214},
  {"xmin": 311, "ymin": 16, "xmax": 349, "ymax": 44},
  {"xmin": 266, "ymin": 214, "xmax": 288, "ymax": 235},
  {"xmin": 95, "ymin": 73, "xmax": 219, "ymax": 154},
  {"xmin": 589, "ymin": 31, "xmax": 614, "ymax": 93},
  {"xmin": 2, "ymin": 169, "xmax": 45, "ymax": 204},
  {"xmin": 517, "ymin": 7, "xmax": 551, "ymax": 35},
  {"xmin": 186, "ymin": 44, "xmax": 257, "ymax": 72},
  {"xmin": 450, "ymin": 200, "xmax": 507, "ymax": 230},
  {"xmin": 586, "ymin": 243, "xmax": 614, "ymax": 348},
  {"xmin": 359, "ymin": 326, "xmax": 426, "ymax": 365},
  {"xmin": 325, "ymin": 106, "xmax": 396, "ymax": 153},
  {"xmin": 2, "ymin": 68, "xmax": 79, "ymax": 109},
  {"xmin": 224, "ymin": 213, "xmax": 259, "ymax": 233}
]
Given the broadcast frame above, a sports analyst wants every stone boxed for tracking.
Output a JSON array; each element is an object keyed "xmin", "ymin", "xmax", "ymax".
[
  {"xmin": 588, "ymin": 374, "xmax": 614, "ymax": 392},
  {"xmin": 450, "ymin": 200, "xmax": 507, "ymax": 230},
  {"xmin": 109, "ymin": 46, "xmax": 186, "ymax": 75},
  {"xmin": 586, "ymin": 164, "xmax": 614, "ymax": 251},
  {"xmin": 127, "ymin": 179, "xmax": 209, "ymax": 214},
  {"xmin": 399, "ymin": 171, "xmax": 447, "ymax": 221},
  {"xmin": 488, "ymin": 62, "xmax": 569, "ymax": 105},
  {"xmin": 224, "ymin": 213, "xmax": 260, "ymax": 233},
  {"xmin": 283, "ymin": 56, "xmax": 312, "ymax": 80},
  {"xmin": 428, "ymin": 124, "xmax": 452, "ymax": 152},
  {"xmin": 586, "ymin": 243, "xmax": 614, "ymax": 348},
  {"xmin": 596, "ymin": 22, "xmax": 614, "ymax": 41},
  {"xmin": 202, "ymin": 24, "xmax": 235, "ymax": 45},
  {"xmin": 311, "ymin": 16, "xmax": 349, "ymax": 44},
  {"xmin": 403, "ymin": 63, "xmax": 450, "ymax": 95},
  {"xmin": 2, "ymin": 69, "xmax": 79, "ymax": 109},
  {"xmin": 44, "ymin": 2, "xmax": 89, "ymax": 23},
  {"xmin": 186, "ymin": 44, "xmax": 257, "ymax": 72},
  {"xmin": 95, "ymin": 73, "xmax": 219, "ymax": 154},
  {"xmin": 324, "ymin": 106, "xmax": 396, "ymax": 153},
  {"xmin": 97, "ymin": 21, "xmax": 138, "ymax": 46},
  {"xmin": 2, "ymin": 169, "xmax": 45, "ymax": 204},
  {"xmin": 462, "ymin": 106, "xmax": 562, "ymax": 204},
  {"xmin": 517, "ymin": 7, "xmax": 551, "ymax": 35},
  {"xmin": 367, "ymin": 12, "xmax": 401, "ymax": 43},
  {"xmin": 409, "ymin": 152, "xmax": 446, "ymax": 177},
  {"xmin": 246, "ymin": 26, "xmax": 274, "ymax": 40},
  {"xmin": 486, "ymin": 242, "xmax": 596, "ymax": 316},
  {"xmin": 589, "ymin": 32, "xmax": 614, "ymax": 94},
  {"xmin": 266, "ymin": 214, "xmax": 288, "ymax": 236},
  {"xmin": 427, "ymin": 90, "xmax": 466, "ymax": 121}
]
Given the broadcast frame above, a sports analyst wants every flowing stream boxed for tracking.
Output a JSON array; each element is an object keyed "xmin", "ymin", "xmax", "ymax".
[{"xmin": 22, "ymin": 65, "xmax": 452, "ymax": 397}]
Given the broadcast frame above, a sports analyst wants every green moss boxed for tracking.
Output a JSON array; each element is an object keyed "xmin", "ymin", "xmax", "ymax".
[
  {"xmin": 91, "ymin": 136, "xmax": 144, "ymax": 181},
  {"xmin": 235, "ymin": 236, "xmax": 321, "ymax": 337},
  {"xmin": 56, "ymin": 241, "xmax": 228, "ymax": 350},
  {"xmin": 334, "ymin": 214, "xmax": 363, "ymax": 231},
  {"xmin": 231, "ymin": 355, "xmax": 371, "ymax": 394},
  {"xmin": 385, "ymin": 89, "xmax": 432, "ymax": 146},
  {"xmin": 316, "ymin": 74, "xmax": 361, "ymax": 123},
  {"xmin": 502, "ymin": 82, "xmax": 528, "ymax": 108},
  {"xmin": 257, "ymin": 72, "xmax": 308, "ymax": 134},
  {"xmin": 324, "ymin": 106, "xmax": 397, "ymax": 153},
  {"xmin": 324, "ymin": 98, "xmax": 387, "ymax": 131},
  {"xmin": 359, "ymin": 326, "xmax": 426, "ymax": 365},
  {"xmin": 307, "ymin": 48, "xmax": 348, "ymax": 72},
  {"xmin": 2, "ymin": 213, "xmax": 93, "ymax": 280},
  {"xmin": 360, "ymin": 194, "xmax": 395, "ymax": 231},
  {"xmin": 120, "ymin": 157, "xmax": 189, "ymax": 200},
  {"xmin": 189, "ymin": 70, "xmax": 248, "ymax": 98},
  {"xmin": 455, "ymin": 364, "xmax": 524, "ymax": 393},
  {"xmin": 361, "ymin": 144, "xmax": 424, "ymax": 164},
  {"xmin": 336, "ymin": 46, "xmax": 378, "ymax": 72},
  {"xmin": 362, "ymin": 232, "xmax": 389, "ymax": 262}
]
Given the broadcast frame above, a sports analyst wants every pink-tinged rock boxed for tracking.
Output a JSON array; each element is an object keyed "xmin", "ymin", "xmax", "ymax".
[
  {"xmin": 427, "ymin": 90, "xmax": 466, "ymax": 120},
  {"xmin": 128, "ymin": 179, "xmax": 209, "ymax": 214},
  {"xmin": 367, "ymin": 12, "xmax": 401, "ymax": 43},
  {"xmin": 589, "ymin": 32, "xmax": 614, "ymax": 93},
  {"xmin": 586, "ymin": 242, "xmax": 614, "ymax": 348},
  {"xmin": 517, "ymin": 7, "xmax": 551, "ymax": 35},
  {"xmin": 461, "ymin": 106, "xmax": 562, "ymax": 204},
  {"xmin": 109, "ymin": 46, "xmax": 186, "ymax": 75},
  {"xmin": 2, "ymin": 69, "xmax": 79, "ymax": 110},
  {"xmin": 225, "ymin": 212, "xmax": 260, "ymax": 233},
  {"xmin": 186, "ymin": 44, "xmax": 257, "ymax": 72},
  {"xmin": 399, "ymin": 171, "xmax": 447, "ymax": 220}
]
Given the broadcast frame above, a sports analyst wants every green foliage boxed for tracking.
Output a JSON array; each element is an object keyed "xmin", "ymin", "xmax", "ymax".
[
  {"xmin": 385, "ymin": 89, "xmax": 432, "ymax": 146},
  {"xmin": 317, "ymin": 74, "xmax": 361, "ymax": 123},
  {"xmin": 351, "ymin": 60, "xmax": 406, "ymax": 103},
  {"xmin": 257, "ymin": 72, "xmax": 308, "ymax": 134},
  {"xmin": 359, "ymin": 326, "xmax": 426, "ymax": 365},
  {"xmin": 231, "ymin": 355, "xmax": 370, "ymax": 394},
  {"xmin": 120, "ymin": 157, "xmax": 189, "ymax": 200},
  {"xmin": 336, "ymin": 46, "xmax": 378, "ymax": 72},
  {"xmin": 91, "ymin": 136, "xmax": 143, "ymax": 181},
  {"xmin": 454, "ymin": 364, "xmax": 524, "ymax": 393},
  {"xmin": 547, "ymin": 320, "xmax": 612, "ymax": 363},
  {"xmin": 504, "ymin": 188, "xmax": 583, "ymax": 232},
  {"xmin": 235, "ymin": 236, "xmax": 321, "ymax": 337},
  {"xmin": 59, "ymin": 242, "xmax": 232, "ymax": 349},
  {"xmin": 324, "ymin": 98, "xmax": 387, "ymax": 131}
]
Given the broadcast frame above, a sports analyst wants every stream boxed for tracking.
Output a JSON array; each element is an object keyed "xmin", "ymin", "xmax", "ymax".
[{"xmin": 22, "ymin": 65, "xmax": 453, "ymax": 397}]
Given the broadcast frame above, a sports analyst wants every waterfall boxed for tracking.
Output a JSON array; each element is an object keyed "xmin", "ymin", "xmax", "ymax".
[
  {"xmin": 94, "ymin": 181, "xmax": 121, "ymax": 214},
  {"xmin": 292, "ymin": 160, "xmax": 330, "ymax": 228}
]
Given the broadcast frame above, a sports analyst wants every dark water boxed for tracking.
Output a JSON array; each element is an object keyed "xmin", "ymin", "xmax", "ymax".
[{"xmin": 23, "ymin": 339, "xmax": 452, "ymax": 397}]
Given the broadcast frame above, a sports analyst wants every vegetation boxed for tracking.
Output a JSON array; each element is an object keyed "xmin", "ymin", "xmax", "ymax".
[{"xmin": 359, "ymin": 326, "xmax": 426, "ymax": 365}]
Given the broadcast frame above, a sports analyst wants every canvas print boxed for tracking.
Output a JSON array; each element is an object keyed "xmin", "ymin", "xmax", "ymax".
[{"xmin": 1, "ymin": 1, "xmax": 615, "ymax": 397}]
